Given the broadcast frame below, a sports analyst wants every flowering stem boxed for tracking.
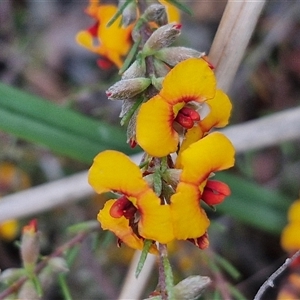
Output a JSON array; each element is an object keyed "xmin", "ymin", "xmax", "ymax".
[
  {"xmin": 254, "ymin": 250, "xmax": 300, "ymax": 300},
  {"xmin": 0, "ymin": 231, "xmax": 91, "ymax": 300},
  {"xmin": 158, "ymin": 243, "xmax": 174, "ymax": 300}
]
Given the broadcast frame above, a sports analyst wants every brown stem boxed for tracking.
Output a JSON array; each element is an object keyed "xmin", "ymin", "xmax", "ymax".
[{"xmin": 158, "ymin": 243, "xmax": 168, "ymax": 300}]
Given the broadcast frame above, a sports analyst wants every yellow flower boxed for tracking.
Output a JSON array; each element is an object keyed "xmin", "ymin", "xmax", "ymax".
[
  {"xmin": 281, "ymin": 199, "xmax": 300, "ymax": 252},
  {"xmin": 171, "ymin": 132, "xmax": 235, "ymax": 241},
  {"xmin": 0, "ymin": 162, "xmax": 31, "ymax": 241},
  {"xmin": 88, "ymin": 132, "xmax": 234, "ymax": 250},
  {"xmin": 136, "ymin": 58, "xmax": 219, "ymax": 157},
  {"xmin": 76, "ymin": 1, "xmax": 133, "ymax": 69},
  {"xmin": 89, "ymin": 150, "xmax": 173, "ymax": 249}
]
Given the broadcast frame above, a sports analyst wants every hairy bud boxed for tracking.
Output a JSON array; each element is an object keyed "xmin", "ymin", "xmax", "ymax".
[
  {"xmin": 120, "ymin": 0, "xmax": 137, "ymax": 26},
  {"xmin": 144, "ymin": 4, "xmax": 167, "ymax": 25},
  {"xmin": 155, "ymin": 47, "xmax": 205, "ymax": 66},
  {"xmin": 142, "ymin": 23, "xmax": 182, "ymax": 57},
  {"xmin": 106, "ymin": 78, "xmax": 151, "ymax": 100},
  {"xmin": 121, "ymin": 59, "xmax": 146, "ymax": 79}
]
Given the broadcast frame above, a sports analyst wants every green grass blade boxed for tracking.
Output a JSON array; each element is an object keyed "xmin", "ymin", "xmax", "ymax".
[
  {"xmin": 0, "ymin": 108, "xmax": 103, "ymax": 163},
  {"xmin": 0, "ymin": 83, "xmax": 137, "ymax": 163}
]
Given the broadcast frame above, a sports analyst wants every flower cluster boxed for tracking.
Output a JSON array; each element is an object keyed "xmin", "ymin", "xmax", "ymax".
[
  {"xmin": 76, "ymin": 0, "xmax": 180, "ymax": 69},
  {"xmin": 85, "ymin": 1, "xmax": 235, "ymax": 252}
]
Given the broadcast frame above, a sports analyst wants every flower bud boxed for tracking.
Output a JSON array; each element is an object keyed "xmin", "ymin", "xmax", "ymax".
[
  {"xmin": 0, "ymin": 268, "xmax": 25, "ymax": 285},
  {"xmin": 142, "ymin": 23, "xmax": 182, "ymax": 57},
  {"xmin": 48, "ymin": 257, "xmax": 69, "ymax": 274},
  {"xmin": 144, "ymin": 4, "xmax": 167, "ymax": 25},
  {"xmin": 121, "ymin": 59, "xmax": 146, "ymax": 79},
  {"xmin": 188, "ymin": 232, "xmax": 209, "ymax": 249},
  {"xmin": 155, "ymin": 47, "xmax": 205, "ymax": 66},
  {"xmin": 153, "ymin": 58, "xmax": 170, "ymax": 77},
  {"xmin": 202, "ymin": 180, "xmax": 231, "ymax": 206},
  {"xmin": 20, "ymin": 219, "xmax": 40, "ymax": 269},
  {"xmin": 120, "ymin": 98, "xmax": 136, "ymax": 118},
  {"xmin": 106, "ymin": 78, "xmax": 151, "ymax": 100},
  {"xmin": 120, "ymin": 0, "xmax": 137, "ymax": 26},
  {"xmin": 17, "ymin": 279, "xmax": 39, "ymax": 300}
]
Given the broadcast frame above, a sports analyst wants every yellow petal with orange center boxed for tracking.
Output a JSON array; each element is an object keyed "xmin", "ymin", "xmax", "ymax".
[
  {"xmin": 138, "ymin": 190, "xmax": 174, "ymax": 244},
  {"xmin": 136, "ymin": 95, "xmax": 179, "ymax": 157},
  {"xmin": 88, "ymin": 150, "xmax": 149, "ymax": 197},
  {"xmin": 200, "ymin": 89, "xmax": 232, "ymax": 133},
  {"xmin": 98, "ymin": 200, "xmax": 158, "ymax": 253},
  {"xmin": 160, "ymin": 58, "xmax": 216, "ymax": 105},
  {"xmin": 180, "ymin": 132, "xmax": 235, "ymax": 185},
  {"xmin": 281, "ymin": 222, "xmax": 300, "ymax": 252},
  {"xmin": 170, "ymin": 182, "xmax": 210, "ymax": 240},
  {"xmin": 287, "ymin": 199, "xmax": 300, "ymax": 222}
]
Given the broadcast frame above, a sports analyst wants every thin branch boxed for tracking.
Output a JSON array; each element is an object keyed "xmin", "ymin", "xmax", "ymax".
[
  {"xmin": 0, "ymin": 231, "xmax": 91, "ymax": 299},
  {"xmin": 253, "ymin": 250, "xmax": 300, "ymax": 300}
]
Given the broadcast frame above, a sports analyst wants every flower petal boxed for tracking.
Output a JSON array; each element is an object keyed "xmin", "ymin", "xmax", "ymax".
[
  {"xmin": 180, "ymin": 132, "xmax": 235, "ymax": 185},
  {"xmin": 88, "ymin": 150, "xmax": 149, "ymax": 197},
  {"xmin": 288, "ymin": 200, "xmax": 300, "ymax": 222},
  {"xmin": 175, "ymin": 125, "xmax": 204, "ymax": 169},
  {"xmin": 76, "ymin": 31, "xmax": 94, "ymax": 49},
  {"xmin": 160, "ymin": 58, "xmax": 216, "ymax": 105},
  {"xmin": 170, "ymin": 182, "xmax": 210, "ymax": 240},
  {"xmin": 199, "ymin": 89, "xmax": 232, "ymax": 132},
  {"xmin": 98, "ymin": 200, "xmax": 155, "ymax": 252},
  {"xmin": 281, "ymin": 222, "xmax": 300, "ymax": 252},
  {"xmin": 138, "ymin": 190, "xmax": 174, "ymax": 244},
  {"xmin": 136, "ymin": 95, "xmax": 179, "ymax": 157}
]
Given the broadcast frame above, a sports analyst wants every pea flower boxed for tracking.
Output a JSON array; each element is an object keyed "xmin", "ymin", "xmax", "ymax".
[
  {"xmin": 281, "ymin": 199, "xmax": 300, "ymax": 252},
  {"xmin": 76, "ymin": 0, "xmax": 133, "ymax": 69},
  {"xmin": 136, "ymin": 57, "xmax": 230, "ymax": 157},
  {"xmin": 88, "ymin": 132, "xmax": 235, "ymax": 250}
]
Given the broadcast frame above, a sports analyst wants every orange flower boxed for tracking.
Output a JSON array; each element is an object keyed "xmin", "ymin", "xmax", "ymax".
[
  {"xmin": 136, "ymin": 58, "xmax": 219, "ymax": 157},
  {"xmin": 76, "ymin": 1, "xmax": 133, "ymax": 69},
  {"xmin": 88, "ymin": 132, "xmax": 235, "ymax": 250}
]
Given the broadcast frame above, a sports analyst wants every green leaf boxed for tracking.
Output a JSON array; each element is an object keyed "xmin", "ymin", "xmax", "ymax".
[
  {"xmin": 58, "ymin": 274, "xmax": 73, "ymax": 300},
  {"xmin": 107, "ymin": 0, "xmax": 133, "ymax": 27},
  {"xmin": 162, "ymin": 251, "xmax": 174, "ymax": 299},
  {"xmin": 153, "ymin": 169, "xmax": 163, "ymax": 196},
  {"xmin": 119, "ymin": 37, "xmax": 141, "ymax": 75},
  {"xmin": 0, "ymin": 83, "xmax": 137, "ymax": 163},
  {"xmin": 215, "ymin": 173, "xmax": 290, "ymax": 234},
  {"xmin": 135, "ymin": 240, "xmax": 153, "ymax": 278}
]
